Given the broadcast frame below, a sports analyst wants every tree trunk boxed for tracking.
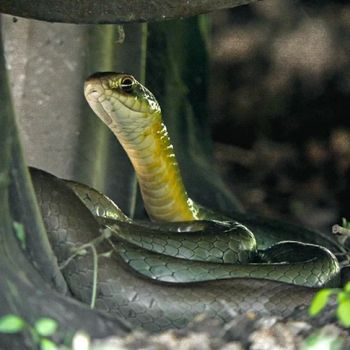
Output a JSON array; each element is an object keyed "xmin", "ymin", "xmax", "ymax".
[{"xmin": 0, "ymin": 25, "xmax": 130, "ymax": 349}]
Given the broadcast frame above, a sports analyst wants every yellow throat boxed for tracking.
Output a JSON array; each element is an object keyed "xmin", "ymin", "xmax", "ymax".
[{"xmin": 84, "ymin": 72, "xmax": 198, "ymax": 222}]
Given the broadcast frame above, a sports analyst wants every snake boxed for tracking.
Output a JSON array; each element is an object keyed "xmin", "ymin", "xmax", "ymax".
[{"xmin": 30, "ymin": 72, "xmax": 349, "ymax": 332}]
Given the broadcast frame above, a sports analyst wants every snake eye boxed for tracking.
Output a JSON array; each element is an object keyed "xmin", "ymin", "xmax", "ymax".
[{"xmin": 120, "ymin": 76, "xmax": 134, "ymax": 93}]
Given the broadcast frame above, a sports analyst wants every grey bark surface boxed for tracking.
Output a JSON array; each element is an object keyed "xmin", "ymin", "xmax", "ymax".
[{"xmin": 2, "ymin": 15, "xmax": 87, "ymax": 179}]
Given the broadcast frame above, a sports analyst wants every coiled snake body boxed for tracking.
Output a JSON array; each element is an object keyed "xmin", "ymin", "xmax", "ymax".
[{"xmin": 31, "ymin": 73, "xmax": 348, "ymax": 332}]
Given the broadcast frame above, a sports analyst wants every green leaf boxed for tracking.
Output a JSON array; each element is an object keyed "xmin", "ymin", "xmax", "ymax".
[
  {"xmin": 341, "ymin": 217, "xmax": 350, "ymax": 229},
  {"xmin": 344, "ymin": 281, "xmax": 350, "ymax": 293},
  {"xmin": 40, "ymin": 338, "xmax": 58, "ymax": 350},
  {"xmin": 337, "ymin": 291, "xmax": 348, "ymax": 303},
  {"xmin": 0, "ymin": 314, "xmax": 25, "ymax": 333},
  {"xmin": 34, "ymin": 318, "xmax": 58, "ymax": 336},
  {"xmin": 13, "ymin": 222, "xmax": 26, "ymax": 250},
  {"xmin": 301, "ymin": 332, "xmax": 343, "ymax": 350},
  {"xmin": 337, "ymin": 300, "xmax": 350, "ymax": 327},
  {"xmin": 341, "ymin": 217, "xmax": 347, "ymax": 227},
  {"xmin": 309, "ymin": 289, "xmax": 333, "ymax": 316}
]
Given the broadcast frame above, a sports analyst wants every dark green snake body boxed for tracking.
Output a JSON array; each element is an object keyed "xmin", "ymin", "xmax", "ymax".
[
  {"xmin": 31, "ymin": 168, "xmax": 346, "ymax": 332},
  {"xmin": 29, "ymin": 72, "xmax": 349, "ymax": 331}
]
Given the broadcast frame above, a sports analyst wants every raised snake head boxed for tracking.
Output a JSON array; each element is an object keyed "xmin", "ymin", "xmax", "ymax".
[{"xmin": 84, "ymin": 72, "xmax": 161, "ymax": 137}]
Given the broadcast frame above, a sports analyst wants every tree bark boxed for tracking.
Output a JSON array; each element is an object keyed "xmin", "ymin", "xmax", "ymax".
[{"xmin": 0, "ymin": 25, "xmax": 130, "ymax": 349}]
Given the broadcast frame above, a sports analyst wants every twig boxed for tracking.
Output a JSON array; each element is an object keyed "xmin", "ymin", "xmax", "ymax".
[
  {"xmin": 89, "ymin": 244, "xmax": 98, "ymax": 309},
  {"xmin": 59, "ymin": 230, "xmax": 110, "ymax": 270}
]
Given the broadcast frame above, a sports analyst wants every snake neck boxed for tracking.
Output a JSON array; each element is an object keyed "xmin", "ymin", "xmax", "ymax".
[{"xmin": 110, "ymin": 117, "xmax": 198, "ymax": 222}]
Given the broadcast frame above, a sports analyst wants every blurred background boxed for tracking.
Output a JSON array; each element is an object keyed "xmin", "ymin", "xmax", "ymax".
[{"xmin": 210, "ymin": 0, "xmax": 350, "ymax": 232}]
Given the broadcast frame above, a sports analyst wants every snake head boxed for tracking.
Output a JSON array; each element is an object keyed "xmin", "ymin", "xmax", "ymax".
[{"xmin": 84, "ymin": 72, "xmax": 161, "ymax": 133}]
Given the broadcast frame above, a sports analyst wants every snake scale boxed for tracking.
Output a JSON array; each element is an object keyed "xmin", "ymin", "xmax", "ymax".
[{"xmin": 30, "ymin": 73, "xmax": 349, "ymax": 332}]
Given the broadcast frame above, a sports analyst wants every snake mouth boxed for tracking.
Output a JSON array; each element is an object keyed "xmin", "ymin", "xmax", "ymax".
[
  {"xmin": 84, "ymin": 79, "xmax": 115, "ymax": 126},
  {"xmin": 84, "ymin": 73, "xmax": 110, "ymax": 102}
]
